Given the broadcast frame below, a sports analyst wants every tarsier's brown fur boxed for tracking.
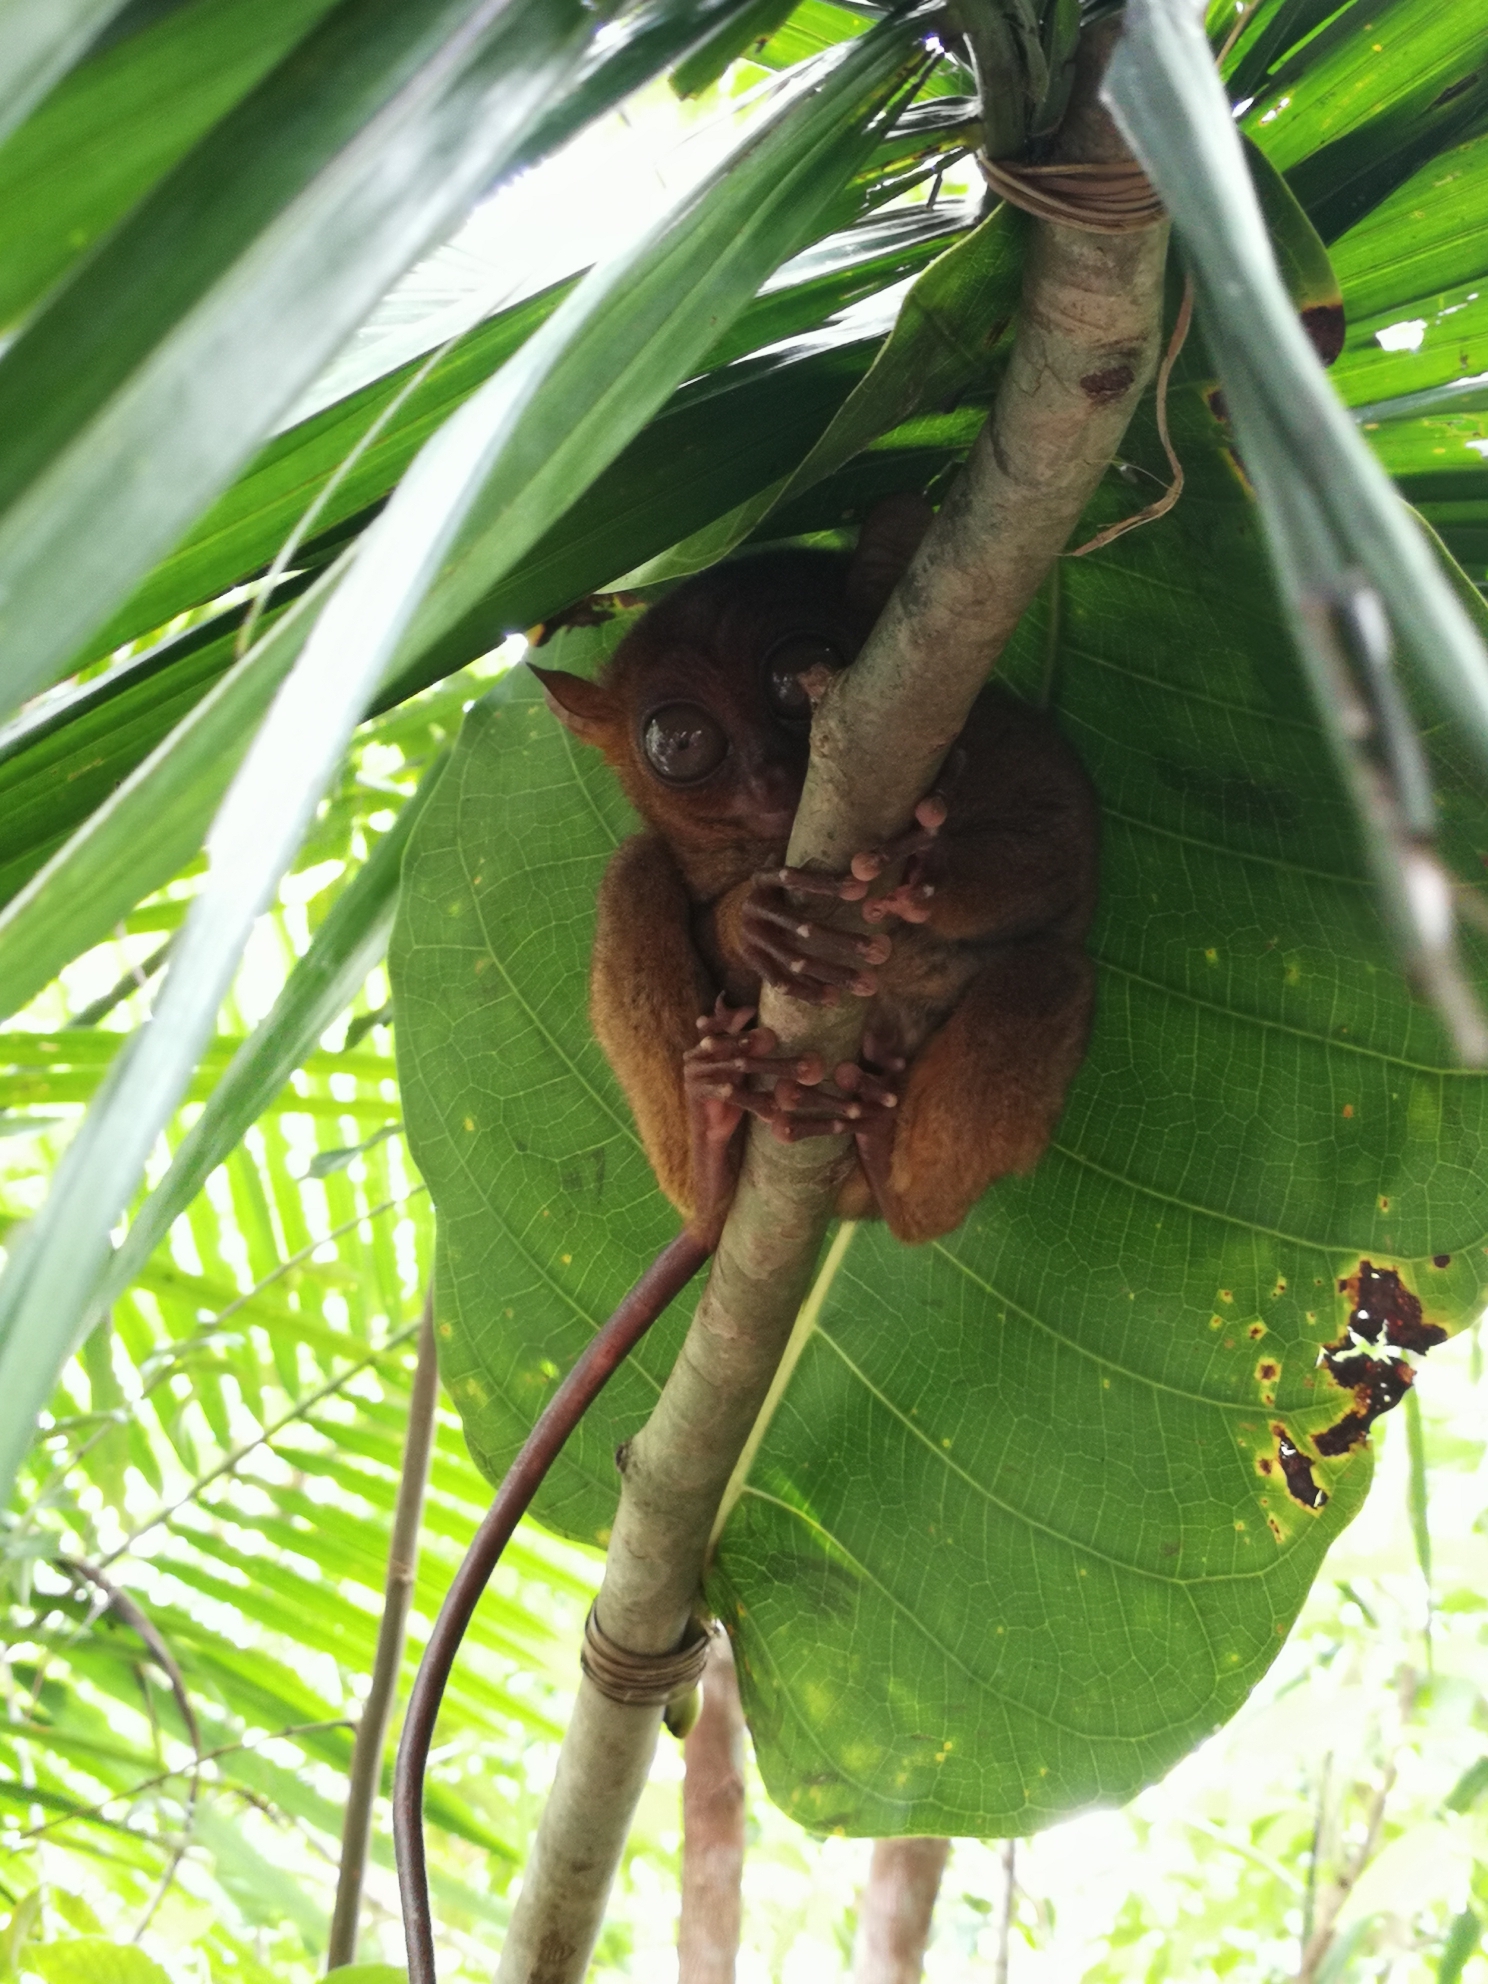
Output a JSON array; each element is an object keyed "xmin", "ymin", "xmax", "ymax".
[{"xmin": 534, "ymin": 498, "xmax": 1099, "ymax": 1248}]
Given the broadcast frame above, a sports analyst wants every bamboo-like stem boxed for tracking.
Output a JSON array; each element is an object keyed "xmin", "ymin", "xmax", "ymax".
[
  {"xmin": 494, "ymin": 23, "xmax": 1166, "ymax": 1981},
  {"xmin": 328, "ymin": 1292, "xmax": 438, "ymax": 1971},
  {"xmin": 851, "ymin": 1838, "xmax": 951, "ymax": 1984},
  {"xmin": 679, "ymin": 1635, "xmax": 747, "ymax": 1983}
]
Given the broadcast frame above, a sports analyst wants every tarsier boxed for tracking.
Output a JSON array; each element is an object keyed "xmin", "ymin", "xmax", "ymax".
[{"xmin": 533, "ymin": 495, "xmax": 1100, "ymax": 1248}]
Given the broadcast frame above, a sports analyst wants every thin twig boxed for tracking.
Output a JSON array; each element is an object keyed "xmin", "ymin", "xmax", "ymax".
[
  {"xmin": 65, "ymin": 942, "xmax": 173, "ymax": 1030},
  {"xmin": 852, "ymin": 1837, "xmax": 950, "ymax": 1983},
  {"xmin": 54, "ymin": 1559, "xmax": 202, "ymax": 1940},
  {"xmin": 99, "ymin": 1316, "xmax": 424, "ymax": 1569},
  {"xmin": 679, "ymin": 1634, "xmax": 747, "ymax": 1984},
  {"xmin": 1067, "ymin": 275, "xmax": 1191, "ymax": 556},
  {"xmin": 995, "ymin": 1840, "xmax": 1015, "ymax": 1984},
  {"xmin": 328, "ymin": 1292, "xmax": 440, "ymax": 1971},
  {"xmin": 10, "ymin": 1721, "xmax": 352, "ymax": 1842},
  {"xmin": 23, "ymin": 1187, "xmax": 427, "ymax": 1526}
]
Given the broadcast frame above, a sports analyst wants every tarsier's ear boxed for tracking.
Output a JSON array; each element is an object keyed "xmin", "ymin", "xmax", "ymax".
[
  {"xmin": 846, "ymin": 491, "xmax": 935, "ymax": 621},
  {"xmin": 528, "ymin": 664, "xmax": 617, "ymax": 744}
]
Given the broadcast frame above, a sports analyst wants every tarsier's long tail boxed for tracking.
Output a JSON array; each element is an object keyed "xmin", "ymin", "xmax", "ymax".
[{"xmin": 394, "ymin": 1230, "xmax": 711, "ymax": 1984}]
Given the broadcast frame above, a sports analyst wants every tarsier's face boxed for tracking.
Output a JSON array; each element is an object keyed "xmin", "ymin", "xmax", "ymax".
[{"xmin": 536, "ymin": 549, "xmax": 870, "ymax": 849}]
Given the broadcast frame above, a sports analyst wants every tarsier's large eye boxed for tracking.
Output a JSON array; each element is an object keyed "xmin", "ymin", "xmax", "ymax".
[
  {"xmin": 642, "ymin": 703, "xmax": 728, "ymax": 784},
  {"xmin": 763, "ymin": 635, "xmax": 844, "ymax": 720}
]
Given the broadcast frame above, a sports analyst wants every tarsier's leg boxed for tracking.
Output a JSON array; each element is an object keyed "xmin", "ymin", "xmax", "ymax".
[{"xmin": 851, "ymin": 938, "xmax": 1095, "ymax": 1245}]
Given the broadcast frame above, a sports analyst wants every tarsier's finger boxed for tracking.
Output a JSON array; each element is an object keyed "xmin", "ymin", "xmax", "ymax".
[
  {"xmin": 849, "ymin": 793, "xmax": 948, "ymax": 883},
  {"xmin": 770, "ymin": 1114, "xmax": 852, "ymax": 1142},
  {"xmin": 688, "ymin": 1026, "xmax": 777, "ymax": 1060},
  {"xmin": 861, "ymin": 879, "xmax": 935, "ymax": 926},
  {"xmin": 730, "ymin": 1089, "xmax": 849, "ymax": 1128},
  {"xmin": 771, "ymin": 865, "xmax": 871, "ymax": 905},
  {"xmin": 740, "ymin": 929, "xmax": 877, "ymax": 998},
  {"xmin": 832, "ymin": 1062, "xmax": 899, "ymax": 1110},
  {"xmin": 860, "ymin": 1031, "xmax": 908, "ymax": 1075},
  {"xmin": 743, "ymin": 899, "xmax": 890, "ymax": 969},
  {"xmin": 683, "ymin": 1048, "xmax": 824, "ymax": 1087},
  {"xmin": 696, "ymin": 997, "xmax": 756, "ymax": 1037}
]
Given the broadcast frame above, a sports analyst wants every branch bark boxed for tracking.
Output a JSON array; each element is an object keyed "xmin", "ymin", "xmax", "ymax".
[
  {"xmin": 493, "ymin": 23, "xmax": 1166, "ymax": 1981},
  {"xmin": 679, "ymin": 1634, "xmax": 747, "ymax": 1983},
  {"xmin": 329, "ymin": 1292, "xmax": 439, "ymax": 1971},
  {"xmin": 852, "ymin": 1838, "xmax": 951, "ymax": 1984}
]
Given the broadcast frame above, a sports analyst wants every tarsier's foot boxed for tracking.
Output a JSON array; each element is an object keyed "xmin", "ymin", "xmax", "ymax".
[
  {"xmin": 684, "ymin": 997, "xmax": 830, "ymax": 1246},
  {"xmin": 683, "ymin": 997, "xmax": 826, "ymax": 1136},
  {"xmin": 763, "ymin": 794, "xmax": 948, "ymax": 970},
  {"xmin": 765, "ymin": 1035, "xmax": 903, "ymax": 1144}
]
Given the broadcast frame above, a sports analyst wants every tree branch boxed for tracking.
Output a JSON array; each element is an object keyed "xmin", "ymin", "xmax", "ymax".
[
  {"xmin": 852, "ymin": 1837, "xmax": 951, "ymax": 1984},
  {"xmin": 493, "ymin": 23, "xmax": 1167, "ymax": 1981},
  {"xmin": 328, "ymin": 1291, "xmax": 439, "ymax": 1971},
  {"xmin": 679, "ymin": 1633, "xmax": 747, "ymax": 1983}
]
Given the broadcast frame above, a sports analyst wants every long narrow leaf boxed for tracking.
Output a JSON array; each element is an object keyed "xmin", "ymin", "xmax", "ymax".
[
  {"xmin": 1106, "ymin": 0, "xmax": 1488, "ymax": 1053},
  {"xmin": 0, "ymin": 0, "xmax": 132, "ymax": 148},
  {"xmin": 0, "ymin": 0, "xmax": 593, "ymax": 715},
  {"xmin": 381, "ymin": 9, "xmax": 928, "ymax": 690},
  {"xmin": 90, "ymin": 751, "xmax": 447, "ymax": 1321},
  {"xmin": 0, "ymin": 10, "xmax": 926, "ymax": 1511},
  {"xmin": 0, "ymin": 563, "xmax": 342, "ymax": 1024}
]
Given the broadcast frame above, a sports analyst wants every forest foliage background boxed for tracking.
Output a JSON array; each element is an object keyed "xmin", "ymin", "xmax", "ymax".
[{"xmin": 1, "ymin": 0, "xmax": 1487, "ymax": 1978}]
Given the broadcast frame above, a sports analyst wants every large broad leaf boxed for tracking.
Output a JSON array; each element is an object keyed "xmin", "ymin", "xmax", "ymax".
[{"xmin": 391, "ymin": 390, "xmax": 1488, "ymax": 1835}]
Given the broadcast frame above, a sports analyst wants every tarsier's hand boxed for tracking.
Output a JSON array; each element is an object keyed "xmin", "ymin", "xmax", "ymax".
[{"xmin": 737, "ymin": 795, "xmax": 948, "ymax": 1004}]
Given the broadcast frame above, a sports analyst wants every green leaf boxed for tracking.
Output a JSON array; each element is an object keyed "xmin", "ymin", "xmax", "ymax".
[
  {"xmin": 326, "ymin": 1968, "xmax": 407, "ymax": 1983},
  {"xmin": 0, "ymin": 582, "xmax": 312, "ymax": 916},
  {"xmin": 89, "ymin": 752, "xmax": 446, "ymax": 1323},
  {"xmin": 1109, "ymin": 0, "xmax": 1488, "ymax": 1045},
  {"xmin": 1439, "ymin": 1909, "xmax": 1481, "ymax": 1984},
  {"xmin": 0, "ymin": 1, "xmax": 133, "ymax": 150},
  {"xmin": 26, "ymin": 1943, "xmax": 170, "ymax": 1984},
  {"xmin": 1241, "ymin": 130, "xmax": 1342, "ymax": 338},
  {"xmin": 84, "ymin": 207, "xmax": 960, "ymax": 669},
  {"xmin": 367, "ymin": 12, "xmax": 926, "ymax": 701},
  {"xmin": 1242, "ymin": 0, "xmax": 1488, "ymax": 242},
  {"xmin": 391, "ymin": 407, "xmax": 1488, "ymax": 1835},
  {"xmin": 1444, "ymin": 1755, "xmax": 1488, "ymax": 1813},
  {"xmin": 1330, "ymin": 133, "xmax": 1488, "ymax": 413},
  {"xmin": 0, "ymin": 0, "xmax": 594, "ymax": 713},
  {"xmin": 0, "ymin": 564, "xmax": 334, "ymax": 1024},
  {"xmin": 627, "ymin": 198, "xmax": 1025, "ymax": 583},
  {"xmin": 0, "ymin": 0, "xmax": 343, "ymax": 329},
  {"xmin": 0, "ymin": 8, "xmax": 925, "ymax": 1516},
  {"xmin": 671, "ymin": 0, "xmax": 801, "ymax": 98}
]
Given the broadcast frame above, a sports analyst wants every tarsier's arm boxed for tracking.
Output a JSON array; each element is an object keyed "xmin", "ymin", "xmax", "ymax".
[{"xmin": 592, "ymin": 834, "xmax": 828, "ymax": 1247}]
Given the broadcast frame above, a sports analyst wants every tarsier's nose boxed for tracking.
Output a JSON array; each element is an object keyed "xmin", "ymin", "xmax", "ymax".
[{"xmin": 741, "ymin": 752, "xmax": 802, "ymax": 828}]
